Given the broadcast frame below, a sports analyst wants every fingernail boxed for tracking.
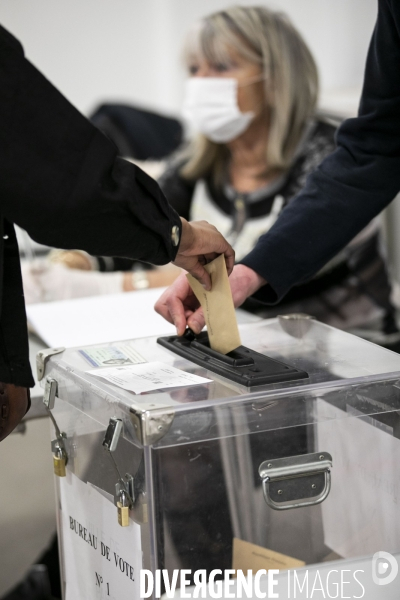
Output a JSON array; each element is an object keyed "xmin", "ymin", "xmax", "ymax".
[{"xmin": 190, "ymin": 319, "xmax": 201, "ymax": 334}]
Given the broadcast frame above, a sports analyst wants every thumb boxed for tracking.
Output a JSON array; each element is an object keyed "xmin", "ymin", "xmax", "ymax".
[
  {"xmin": 188, "ymin": 306, "xmax": 205, "ymax": 334},
  {"xmin": 187, "ymin": 262, "xmax": 212, "ymax": 291}
]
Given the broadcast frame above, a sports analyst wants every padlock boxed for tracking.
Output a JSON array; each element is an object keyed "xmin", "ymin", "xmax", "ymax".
[
  {"xmin": 53, "ymin": 444, "xmax": 67, "ymax": 477},
  {"xmin": 117, "ymin": 490, "xmax": 130, "ymax": 527}
]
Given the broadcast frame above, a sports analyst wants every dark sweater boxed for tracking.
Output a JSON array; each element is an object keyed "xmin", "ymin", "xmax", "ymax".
[
  {"xmin": 159, "ymin": 120, "xmax": 337, "ymax": 224},
  {"xmin": 241, "ymin": 0, "xmax": 400, "ymax": 304}
]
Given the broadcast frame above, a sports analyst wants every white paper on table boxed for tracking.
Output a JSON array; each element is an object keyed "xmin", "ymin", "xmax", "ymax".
[
  {"xmin": 26, "ymin": 288, "xmax": 175, "ymax": 348},
  {"xmin": 316, "ymin": 398, "xmax": 400, "ymax": 557},
  {"xmin": 88, "ymin": 361, "xmax": 212, "ymax": 394},
  {"xmin": 59, "ymin": 471, "xmax": 142, "ymax": 600}
]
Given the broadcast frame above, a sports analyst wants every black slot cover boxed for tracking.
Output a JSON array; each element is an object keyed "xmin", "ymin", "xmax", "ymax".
[{"xmin": 157, "ymin": 330, "xmax": 308, "ymax": 387}]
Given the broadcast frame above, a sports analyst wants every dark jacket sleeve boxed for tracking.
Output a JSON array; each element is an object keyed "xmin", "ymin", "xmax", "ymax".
[
  {"xmin": 158, "ymin": 158, "xmax": 196, "ymax": 222},
  {"xmin": 91, "ymin": 157, "xmax": 196, "ymax": 272},
  {"xmin": 241, "ymin": 0, "xmax": 400, "ymax": 303},
  {"xmin": 0, "ymin": 25, "xmax": 181, "ymax": 266}
]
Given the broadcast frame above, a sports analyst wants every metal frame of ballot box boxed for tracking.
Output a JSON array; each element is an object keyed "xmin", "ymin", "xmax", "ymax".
[{"xmin": 39, "ymin": 316, "xmax": 400, "ymax": 599}]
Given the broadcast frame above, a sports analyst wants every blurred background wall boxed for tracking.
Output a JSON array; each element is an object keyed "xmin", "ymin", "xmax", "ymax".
[{"xmin": 1, "ymin": 0, "xmax": 377, "ymax": 116}]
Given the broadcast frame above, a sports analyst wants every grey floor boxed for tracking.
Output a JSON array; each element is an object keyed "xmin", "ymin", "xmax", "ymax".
[{"xmin": 0, "ymin": 417, "xmax": 56, "ymax": 597}]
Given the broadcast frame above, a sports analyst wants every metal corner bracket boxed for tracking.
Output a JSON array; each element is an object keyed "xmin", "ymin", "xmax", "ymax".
[
  {"xmin": 130, "ymin": 407, "xmax": 175, "ymax": 446},
  {"xmin": 37, "ymin": 347, "xmax": 65, "ymax": 381}
]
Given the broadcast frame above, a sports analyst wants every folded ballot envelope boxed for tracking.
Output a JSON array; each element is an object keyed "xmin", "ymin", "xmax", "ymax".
[{"xmin": 186, "ymin": 253, "xmax": 241, "ymax": 355}]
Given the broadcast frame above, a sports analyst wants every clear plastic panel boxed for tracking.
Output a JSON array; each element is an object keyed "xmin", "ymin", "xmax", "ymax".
[
  {"xmin": 150, "ymin": 402, "xmax": 400, "ymax": 575},
  {"xmin": 46, "ymin": 318, "xmax": 400, "ymax": 596}
]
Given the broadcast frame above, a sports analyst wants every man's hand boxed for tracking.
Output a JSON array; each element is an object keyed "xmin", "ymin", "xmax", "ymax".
[
  {"xmin": 155, "ymin": 264, "xmax": 267, "ymax": 335},
  {"xmin": 173, "ymin": 218, "xmax": 235, "ymax": 290},
  {"xmin": 155, "ymin": 272, "xmax": 199, "ymax": 336}
]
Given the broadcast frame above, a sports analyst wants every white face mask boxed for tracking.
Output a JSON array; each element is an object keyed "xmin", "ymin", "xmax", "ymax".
[{"xmin": 182, "ymin": 77, "xmax": 255, "ymax": 143}]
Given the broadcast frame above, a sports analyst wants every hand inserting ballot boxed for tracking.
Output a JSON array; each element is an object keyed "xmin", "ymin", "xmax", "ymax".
[
  {"xmin": 173, "ymin": 218, "xmax": 235, "ymax": 291},
  {"xmin": 155, "ymin": 263, "xmax": 267, "ymax": 336}
]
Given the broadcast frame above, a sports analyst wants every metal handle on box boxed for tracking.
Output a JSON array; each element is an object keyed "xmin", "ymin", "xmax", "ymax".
[{"xmin": 259, "ymin": 451, "xmax": 332, "ymax": 511}]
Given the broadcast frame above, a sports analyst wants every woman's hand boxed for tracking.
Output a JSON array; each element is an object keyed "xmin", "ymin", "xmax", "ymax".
[
  {"xmin": 122, "ymin": 265, "xmax": 181, "ymax": 291},
  {"xmin": 173, "ymin": 218, "xmax": 235, "ymax": 290},
  {"xmin": 49, "ymin": 249, "xmax": 93, "ymax": 270},
  {"xmin": 154, "ymin": 264, "xmax": 267, "ymax": 335}
]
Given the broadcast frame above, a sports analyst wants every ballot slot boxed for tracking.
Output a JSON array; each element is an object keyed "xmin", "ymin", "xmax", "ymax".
[
  {"xmin": 190, "ymin": 339, "xmax": 254, "ymax": 367},
  {"xmin": 157, "ymin": 329, "xmax": 308, "ymax": 387}
]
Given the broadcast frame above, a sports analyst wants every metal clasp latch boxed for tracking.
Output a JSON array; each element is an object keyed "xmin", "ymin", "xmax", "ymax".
[
  {"xmin": 259, "ymin": 452, "xmax": 332, "ymax": 511},
  {"xmin": 43, "ymin": 377, "xmax": 68, "ymax": 477},
  {"xmin": 102, "ymin": 417, "xmax": 134, "ymax": 527}
]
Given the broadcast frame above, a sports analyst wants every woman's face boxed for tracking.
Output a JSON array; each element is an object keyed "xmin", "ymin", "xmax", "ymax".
[{"xmin": 188, "ymin": 47, "xmax": 265, "ymax": 117}]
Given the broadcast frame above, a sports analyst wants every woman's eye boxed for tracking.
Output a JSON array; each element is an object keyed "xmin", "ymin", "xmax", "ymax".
[
  {"xmin": 214, "ymin": 63, "xmax": 230, "ymax": 73},
  {"xmin": 188, "ymin": 65, "xmax": 199, "ymax": 75}
]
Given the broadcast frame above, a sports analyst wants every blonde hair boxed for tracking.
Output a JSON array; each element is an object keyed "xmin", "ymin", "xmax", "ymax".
[{"xmin": 181, "ymin": 6, "xmax": 319, "ymax": 183}]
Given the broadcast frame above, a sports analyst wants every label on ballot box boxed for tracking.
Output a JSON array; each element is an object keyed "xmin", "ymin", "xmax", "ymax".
[{"xmin": 59, "ymin": 471, "xmax": 142, "ymax": 600}]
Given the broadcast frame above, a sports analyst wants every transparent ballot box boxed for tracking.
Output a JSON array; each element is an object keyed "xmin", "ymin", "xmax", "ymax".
[{"xmin": 40, "ymin": 317, "xmax": 400, "ymax": 599}]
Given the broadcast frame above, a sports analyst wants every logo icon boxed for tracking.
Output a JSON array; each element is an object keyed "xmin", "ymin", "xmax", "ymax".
[{"xmin": 372, "ymin": 551, "xmax": 399, "ymax": 586}]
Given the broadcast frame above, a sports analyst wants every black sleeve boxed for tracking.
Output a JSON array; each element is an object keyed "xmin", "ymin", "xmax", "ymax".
[
  {"xmin": 93, "ymin": 157, "xmax": 196, "ymax": 272},
  {"xmin": 241, "ymin": 0, "xmax": 400, "ymax": 303},
  {"xmin": 96, "ymin": 256, "xmax": 138, "ymax": 272},
  {"xmin": 0, "ymin": 25, "xmax": 181, "ymax": 266},
  {"xmin": 158, "ymin": 158, "xmax": 196, "ymax": 222}
]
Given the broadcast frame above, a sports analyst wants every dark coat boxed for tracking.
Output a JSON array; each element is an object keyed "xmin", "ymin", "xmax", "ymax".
[
  {"xmin": 241, "ymin": 0, "xmax": 400, "ymax": 304},
  {"xmin": 158, "ymin": 120, "xmax": 397, "ymax": 332},
  {"xmin": 0, "ymin": 25, "xmax": 181, "ymax": 386}
]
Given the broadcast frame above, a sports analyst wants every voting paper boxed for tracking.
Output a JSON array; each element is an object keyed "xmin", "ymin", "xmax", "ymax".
[
  {"xmin": 88, "ymin": 361, "xmax": 211, "ymax": 394},
  {"xmin": 187, "ymin": 254, "xmax": 241, "ymax": 354}
]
